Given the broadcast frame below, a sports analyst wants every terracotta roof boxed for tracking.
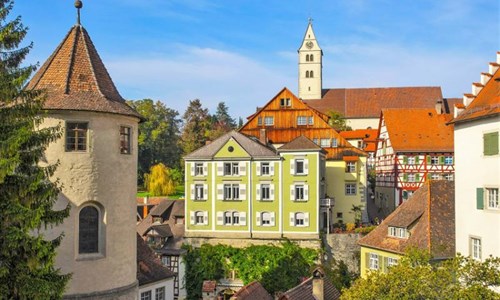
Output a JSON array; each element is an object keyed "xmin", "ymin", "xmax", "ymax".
[
  {"xmin": 340, "ymin": 129, "xmax": 378, "ymax": 153},
  {"xmin": 358, "ymin": 180, "xmax": 455, "ymax": 258},
  {"xmin": 303, "ymin": 87, "xmax": 444, "ymax": 118},
  {"xmin": 382, "ymin": 109, "xmax": 454, "ymax": 152},
  {"xmin": 184, "ymin": 131, "xmax": 279, "ymax": 160},
  {"xmin": 230, "ymin": 281, "xmax": 273, "ymax": 300},
  {"xmin": 27, "ymin": 25, "xmax": 142, "ymax": 120},
  {"xmin": 451, "ymin": 59, "xmax": 500, "ymax": 124},
  {"xmin": 136, "ymin": 234, "xmax": 175, "ymax": 286},
  {"xmin": 202, "ymin": 280, "xmax": 217, "ymax": 292},
  {"xmin": 279, "ymin": 272, "xmax": 340, "ymax": 300},
  {"xmin": 278, "ymin": 135, "xmax": 325, "ymax": 152}
]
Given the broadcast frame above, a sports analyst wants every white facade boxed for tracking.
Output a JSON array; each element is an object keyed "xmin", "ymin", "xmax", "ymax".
[
  {"xmin": 139, "ymin": 278, "xmax": 175, "ymax": 300},
  {"xmin": 298, "ymin": 21, "xmax": 323, "ymax": 100},
  {"xmin": 454, "ymin": 118, "xmax": 499, "ymax": 260}
]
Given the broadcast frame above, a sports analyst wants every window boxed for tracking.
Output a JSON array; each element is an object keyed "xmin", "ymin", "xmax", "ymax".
[
  {"xmin": 295, "ymin": 212, "xmax": 305, "ymax": 226},
  {"xmin": 388, "ymin": 226, "xmax": 408, "ymax": 238},
  {"xmin": 471, "ymin": 237, "xmax": 482, "ymax": 260},
  {"xmin": 261, "ymin": 162, "xmax": 270, "ymax": 175},
  {"xmin": 261, "ymin": 212, "xmax": 272, "ymax": 225},
  {"xmin": 223, "ymin": 184, "xmax": 240, "ymax": 200},
  {"xmin": 295, "ymin": 185, "xmax": 305, "ymax": 201},
  {"xmin": 306, "ymin": 55, "xmax": 310, "ymax": 62},
  {"xmin": 295, "ymin": 159, "xmax": 305, "ymax": 174},
  {"xmin": 345, "ymin": 183, "xmax": 356, "ymax": 195},
  {"xmin": 320, "ymin": 139, "xmax": 330, "ymax": 147},
  {"xmin": 306, "ymin": 71, "xmax": 310, "ymax": 78},
  {"xmin": 195, "ymin": 211, "xmax": 205, "ymax": 225},
  {"xmin": 487, "ymin": 188, "xmax": 499, "ymax": 209},
  {"xmin": 175, "ymin": 217, "xmax": 184, "ymax": 225},
  {"xmin": 224, "ymin": 163, "xmax": 239, "ymax": 176},
  {"xmin": 445, "ymin": 173, "xmax": 453, "ymax": 181},
  {"xmin": 195, "ymin": 184, "xmax": 204, "ymax": 200},
  {"xmin": 257, "ymin": 117, "xmax": 262, "ymax": 126},
  {"xmin": 223, "ymin": 211, "xmax": 240, "ymax": 225},
  {"xmin": 430, "ymin": 156, "xmax": 439, "ymax": 165},
  {"xmin": 369, "ymin": 253, "xmax": 379, "ymax": 270},
  {"xmin": 407, "ymin": 156, "xmax": 416, "ymax": 165},
  {"xmin": 297, "ymin": 116, "xmax": 307, "ymax": 125},
  {"xmin": 444, "ymin": 156, "xmax": 453, "ymax": 165},
  {"xmin": 66, "ymin": 122, "xmax": 88, "ymax": 152},
  {"xmin": 337, "ymin": 212, "xmax": 343, "ymax": 218},
  {"xmin": 155, "ymin": 287, "xmax": 165, "ymax": 300},
  {"xmin": 195, "ymin": 163, "xmax": 204, "ymax": 176},
  {"xmin": 79, "ymin": 206, "xmax": 99, "ymax": 254},
  {"xmin": 120, "ymin": 126, "xmax": 131, "ymax": 154},
  {"xmin": 387, "ymin": 257, "xmax": 398, "ymax": 268},
  {"xmin": 264, "ymin": 116, "xmax": 274, "ymax": 126},
  {"xmin": 431, "ymin": 173, "xmax": 441, "ymax": 180},
  {"xmin": 407, "ymin": 174, "xmax": 416, "ymax": 182},
  {"xmin": 310, "ymin": 70, "xmax": 314, "ymax": 77},
  {"xmin": 332, "ymin": 138, "xmax": 338, "ymax": 147},
  {"xmin": 141, "ymin": 291, "xmax": 152, "ymax": 300},
  {"xmin": 280, "ymin": 98, "xmax": 291, "ymax": 107},
  {"xmin": 346, "ymin": 162, "xmax": 356, "ymax": 173},
  {"xmin": 308, "ymin": 116, "xmax": 314, "ymax": 125},
  {"xmin": 261, "ymin": 184, "xmax": 271, "ymax": 200},
  {"xmin": 313, "ymin": 138, "xmax": 319, "ymax": 145},
  {"xmin": 310, "ymin": 54, "xmax": 314, "ymax": 61},
  {"xmin": 483, "ymin": 132, "xmax": 499, "ymax": 156}
]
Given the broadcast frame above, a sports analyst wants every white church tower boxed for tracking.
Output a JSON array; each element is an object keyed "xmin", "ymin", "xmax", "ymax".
[{"xmin": 298, "ymin": 19, "xmax": 323, "ymax": 100}]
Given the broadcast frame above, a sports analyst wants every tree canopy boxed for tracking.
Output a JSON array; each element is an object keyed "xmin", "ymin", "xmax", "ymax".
[
  {"xmin": 0, "ymin": 1, "xmax": 70, "ymax": 297},
  {"xmin": 328, "ymin": 110, "xmax": 352, "ymax": 131},
  {"xmin": 144, "ymin": 163, "xmax": 176, "ymax": 196},
  {"xmin": 180, "ymin": 99, "xmax": 211, "ymax": 155}
]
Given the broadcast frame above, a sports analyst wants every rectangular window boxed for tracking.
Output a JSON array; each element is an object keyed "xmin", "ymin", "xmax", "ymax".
[
  {"xmin": 308, "ymin": 116, "xmax": 314, "ymax": 125},
  {"xmin": 155, "ymin": 287, "xmax": 165, "ymax": 300},
  {"xmin": 261, "ymin": 212, "xmax": 271, "ymax": 225},
  {"xmin": 295, "ymin": 213, "xmax": 305, "ymax": 226},
  {"xmin": 141, "ymin": 291, "xmax": 152, "ymax": 300},
  {"xmin": 407, "ymin": 156, "xmax": 416, "ymax": 165},
  {"xmin": 387, "ymin": 257, "xmax": 398, "ymax": 268},
  {"xmin": 295, "ymin": 159, "xmax": 305, "ymax": 174},
  {"xmin": 337, "ymin": 212, "xmax": 343, "ymax": 218},
  {"xmin": 194, "ymin": 184, "xmax": 204, "ymax": 200},
  {"xmin": 223, "ymin": 163, "xmax": 239, "ymax": 176},
  {"xmin": 445, "ymin": 173, "xmax": 453, "ymax": 181},
  {"xmin": 223, "ymin": 184, "xmax": 240, "ymax": 200},
  {"xmin": 484, "ymin": 132, "xmax": 499, "ymax": 156},
  {"xmin": 346, "ymin": 162, "xmax": 356, "ymax": 173},
  {"xmin": 313, "ymin": 138, "xmax": 319, "ymax": 145},
  {"xmin": 431, "ymin": 173, "xmax": 441, "ymax": 180},
  {"xmin": 280, "ymin": 98, "xmax": 291, "ymax": 107},
  {"xmin": 261, "ymin": 184, "xmax": 270, "ymax": 200},
  {"xmin": 195, "ymin": 212, "xmax": 205, "ymax": 225},
  {"xmin": 471, "ymin": 237, "xmax": 482, "ymax": 260},
  {"xmin": 66, "ymin": 122, "xmax": 88, "ymax": 152},
  {"xmin": 407, "ymin": 174, "xmax": 416, "ymax": 182},
  {"xmin": 369, "ymin": 253, "xmax": 379, "ymax": 270},
  {"xmin": 444, "ymin": 156, "xmax": 453, "ymax": 165},
  {"xmin": 257, "ymin": 117, "xmax": 262, "ymax": 126},
  {"xmin": 430, "ymin": 156, "xmax": 439, "ymax": 165},
  {"xmin": 388, "ymin": 226, "xmax": 397, "ymax": 237},
  {"xmin": 297, "ymin": 116, "xmax": 307, "ymax": 125},
  {"xmin": 120, "ymin": 126, "xmax": 131, "ymax": 154},
  {"xmin": 487, "ymin": 188, "xmax": 499, "ymax": 209},
  {"xmin": 261, "ymin": 162, "xmax": 270, "ymax": 175},
  {"xmin": 295, "ymin": 185, "xmax": 305, "ymax": 200},
  {"xmin": 332, "ymin": 138, "xmax": 338, "ymax": 147},
  {"xmin": 264, "ymin": 116, "xmax": 274, "ymax": 126},
  {"xmin": 195, "ymin": 163, "xmax": 204, "ymax": 176},
  {"xmin": 345, "ymin": 183, "xmax": 356, "ymax": 195},
  {"xmin": 320, "ymin": 139, "xmax": 330, "ymax": 147}
]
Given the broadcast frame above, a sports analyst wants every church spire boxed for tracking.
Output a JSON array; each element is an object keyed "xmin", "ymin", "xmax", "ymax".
[{"xmin": 298, "ymin": 19, "xmax": 323, "ymax": 100}]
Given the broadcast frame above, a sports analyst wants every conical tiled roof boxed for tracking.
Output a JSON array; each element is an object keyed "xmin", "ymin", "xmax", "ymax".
[{"xmin": 27, "ymin": 25, "xmax": 142, "ymax": 119}]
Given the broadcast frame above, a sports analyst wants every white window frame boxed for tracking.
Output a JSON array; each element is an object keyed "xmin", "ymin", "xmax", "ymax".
[
  {"xmin": 223, "ymin": 162, "xmax": 239, "ymax": 176},
  {"xmin": 264, "ymin": 116, "xmax": 274, "ymax": 126},
  {"xmin": 471, "ymin": 237, "xmax": 482, "ymax": 260},
  {"xmin": 194, "ymin": 184, "xmax": 204, "ymax": 200},
  {"xmin": 223, "ymin": 184, "xmax": 240, "ymax": 200},
  {"xmin": 257, "ymin": 117, "xmax": 262, "ymax": 126},
  {"xmin": 407, "ymin": 156, "xmax": 416, "ymax": 165},
  {"xmin": 261, "ymin": 162, "xmax": 270, "ymax": 175},
  {"xmin": 295, "ymin": 212, "xmax": 305, "ymax": 226},
  {"xmin": 345, "ymin": 183, "xmax": 356, "ymax": 195},
  {"xmin": 431, "ymin": 173, "xmax": 440, "ymax": 180},
  {"xmin": 445, "ymin": 173, "xmax": 453, "ymax": 181},
  {"xmin": 295, "ymin": 159, "xmax": 305, "ymax": 174},
  {"xmin": 261, "ymin": 212, "xmax": 272, "ymax": 226},
  {"xmin": 295, "ymin": 185, "xmax": 305, "ymax": 201},
  {"xmin": 194, "ymin": 163, "xmax": 204, "ymax": 176},
  {"xmin": 308, "ymin": 116, "xmax": 314, "ymax": 125},
  {"xmin": 444, "ymin": 156, "xmax": 453, "ymax": 165},
  {"xmin": 486, "ymin": 188, "xmax": 499, "ymax": 209},
  {"xmin": 387, "ymin": 257, "xmax": 398, "ymax": 268},
  {"xmin": 369, "ymin": 253, "xmax": 379, "ymax": 270},
  {"xmin": 155, "ymin": 287, "xmax": 165, "ymax": 300},
  {"xmin": 261, "ymin": 184, "xmax": 271, "ymax": 200},
  {"xmin": 297, "ymin": 116, "xmax": 307, "ymax": 126},
  {"xmin": 320, "ymin": 138, "xmax": 330, "ymax": 147},
  {"xmin": 430, "ymin": 156, "xmax": 439, "ymax": 165},
  {"xmin": 346, "ymin": 161, "xmax": 356, "ymax": 173},
  {"xmin": 195, "ymin": 211, "xmax": 205, "ymax": 225},
  {"xmin": 407, "ymin": 174, "xmax": 416, "ymax": 182},
  {"xmin": 141, "ymin": 291, "xmax": 152, "ymax": 300}
]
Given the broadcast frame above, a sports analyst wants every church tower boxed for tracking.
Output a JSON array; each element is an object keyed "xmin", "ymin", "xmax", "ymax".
[{"xmin": 298, "ymin": 19, "xmax": 323, "ymax": 100}]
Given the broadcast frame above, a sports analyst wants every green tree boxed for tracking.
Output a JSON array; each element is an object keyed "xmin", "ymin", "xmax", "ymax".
[
  {"xmin": 237, "ymin": 116, "xmax": 244, "ymax": 128},
  {"xmin": 127, "ymin": 99, "xmax": 182, "ymax": 186},
  {"xmin": 341, "ymin": 249, "xmax": 500, "ymax": 300},
  {"xmin": 181, "ymin": 99, "xmax": 211, "ymax": 154},
  {"xmin": 328, "ymin": 110, "xmax": 352, "ymax": 131},
  {"xmin": 0, "ymin": 1, "xmax": 70, "ymax": 298},
  {"xmin": 206, "ymin": 102, "xmax": 237, "ymax": 140},
  {"xmin": 144, "ymin": 163, "xmax": 175, "ymax": 196},
  {"xmin": 323, "ymin": 258, "xmax": 358, "ymax": 292}
]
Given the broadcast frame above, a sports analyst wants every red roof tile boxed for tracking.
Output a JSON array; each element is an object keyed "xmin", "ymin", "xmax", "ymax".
[{"xmin": 231, "ymin": 281, "xmax": 273, "ymax": 300}]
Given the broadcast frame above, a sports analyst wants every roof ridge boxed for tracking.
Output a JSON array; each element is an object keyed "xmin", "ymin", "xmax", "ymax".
[
  {"xmin": 65, "ymin": 25, "xmax": 80, "ymax": 94},
  {"xmin": 80, "ymin": 26, "xmax": 106, "ymax": 99}
]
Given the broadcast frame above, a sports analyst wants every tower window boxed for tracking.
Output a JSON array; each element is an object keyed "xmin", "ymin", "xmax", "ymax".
[
  {"xmin": 120, "ymin": 126, "xmax": 131, "ymax": 154},
  {"xmin": 310, "ymin": 54, "xmax": 314, "ymax": 61},
  {"xmin": 79, "ymin": 205, "xmax": 100, "ymax": 254},
  {"xmin": 310, "ymin": 70, "xmax": 314, "ymax": 77},
  {"xmin": 306, "ymin": 71, "xmax": 310, "ymax": 78},
  {"xmin": 66, "ymin": 122, "xmax": 88, "ymax": 152},
  {"xmin": 306, "ymin": 55, "xmax": 310, "ymax": 62}
]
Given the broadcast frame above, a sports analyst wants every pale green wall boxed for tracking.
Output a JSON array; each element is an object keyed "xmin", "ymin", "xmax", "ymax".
[
  {"xmin": 360, "ymin": 246, "xmax": 401, "ymax": 278},
  {"xmin": 252, "ymin": 160, "xmax": 281, "ymax": 231}
]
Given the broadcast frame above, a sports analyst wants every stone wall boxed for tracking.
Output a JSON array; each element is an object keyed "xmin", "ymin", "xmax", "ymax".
[
  {"xmin": 323, "ymin": 233, "xmax": 362, "ymax": 274},
  {"xmin": 186, "ymin": 237, "xmax": 321, "ymax": 249}
]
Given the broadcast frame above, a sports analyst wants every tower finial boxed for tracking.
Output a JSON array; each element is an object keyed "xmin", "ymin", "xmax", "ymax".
[
  {"xmin": 75, "ymin": 0, "xmax": 83, "ymax": 25},
  {"xmin": 308, "ymin": 17, "xmax": 313, "ymax": 24}
]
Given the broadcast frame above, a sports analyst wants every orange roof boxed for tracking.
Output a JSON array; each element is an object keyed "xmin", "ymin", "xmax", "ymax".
[
  {"xmin": 451, "ymin": 58, "xmax": 500, "ymax": 124},
  {"xmin": 339, "ymin": 129, "xmax": 378, "ymax": 140},
  {"xmin": 382, "ymin": 109, "xmax": 454, "ymax": 152}
]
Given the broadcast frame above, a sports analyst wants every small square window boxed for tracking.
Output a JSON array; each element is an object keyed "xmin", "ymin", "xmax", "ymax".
[
  {"xmin": 336, "ymin": 212, "xmax": 343, "ymax": 218},
  {"xmin": 345, "ymin": 183, "xmax": 356, "ymax": 195}
]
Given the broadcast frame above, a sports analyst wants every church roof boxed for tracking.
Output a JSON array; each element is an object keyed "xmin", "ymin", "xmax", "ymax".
[
  {"xmin": 27, "ymin": 24, "xmax": 142, "ymax": 120},
  {"xmin": 303, "ymin": 87, "xmax": 446, "ymax": 118}
]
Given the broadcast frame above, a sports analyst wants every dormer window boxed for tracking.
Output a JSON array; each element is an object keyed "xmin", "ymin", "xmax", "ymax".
[
  {"xmin": 153, "ymin": 217, "xmax": 162, "ymax": 224},
  {"xmin": 388, "ymin": 226, "xmax": 409, "ymax": 238}
]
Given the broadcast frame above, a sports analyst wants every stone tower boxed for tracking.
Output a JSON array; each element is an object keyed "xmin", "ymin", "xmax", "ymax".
[
  {"xmin": 298, "ymin": 19, "xmax": 323, "ymax": 100},
  {"xmin": 26, "ymin": 2, "xmax": 142, "ymax": 299}
]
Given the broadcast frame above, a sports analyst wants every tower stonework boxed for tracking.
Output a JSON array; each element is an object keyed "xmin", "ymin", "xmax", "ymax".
[
  {"xmin": 298, "ymin": 20, "xmax": 323, "ymax": 100},
  {"xmin": 27, "ymin": 7, "xmax": 142, "ymax": 299}
]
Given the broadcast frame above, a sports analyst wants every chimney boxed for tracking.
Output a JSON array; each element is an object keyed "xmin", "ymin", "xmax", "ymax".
[
  {"xmin": 259, "ymin": 129, "xmax": 267, "ymax": 144},
  {"xmin": 143, "ymin": 196, "xmax": 149, "ymax": 218},
  {"xmin": 312, "ymin": 268, "xmax": 324, "ymax": 300},
  {"xmin": 435, "ymin": 100, "xmax": 443, "ymax": 115}
]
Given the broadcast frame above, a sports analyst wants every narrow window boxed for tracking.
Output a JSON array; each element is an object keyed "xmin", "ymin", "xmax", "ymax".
[
  {"xmin": 120, "ymin": 126, "xmax": 131, "ymax": 154},
  {"xmin": 79, "ymin": 206, "xmax": 99, "ymax": 254},
  {"xmin": 306, "ymin": 54, "xmax": 310, "ymax": 62},
  {"xmin": 308, "ymin": 116, "xmax": 314, "ymax": 125},
  {"xmin": 155, "ymin": 287, "xmax": 165, "ymax": 300},
  {"xmin": 195, "ymin": 163, "xmax": 204, "ymax": 176},
  {"xmin": 471, "ymin": 237, "xmax": 482, "ymax": 260},
  {"xmin": 310, "ymin": 70, "xmax": 314, "ymax": 77},
  {"xmin": 66, "ymin": 122, "xmax": 88, "ymax": 152},
  {"xmin": 295, "ymin": 160, "xmax": 305, "ymax": 174},
  {"xmin": 194, "ymin": 184, "xmax": 204, "ymax": 200},
  {"xmin": 257, "ymin": 117, "xmax": 262, "ymax": 126},
  {"xmin": 369, "ymin": 253, "xmax": 379, "ymax": 270},
  {"xmin": 261, "ymin": 184, "xmax": 271, "ymax": 200},
  {"xmin": 306, "ymin": 71, "xmax": 310, "ymax": 78},
  {"xmin": 261, "ymin": 162, "xmax": 270, "ymax": 175},
  {"xmin": 295, "ymin": 185, "xmax": 305, "ymax": 200},
  {"xmin": 487, "ymin": 188, "xmax": 499, "ymax": 209},
  {"xmin": 310, "ymin": 54, "xmax": 314, "ymax": 61}
]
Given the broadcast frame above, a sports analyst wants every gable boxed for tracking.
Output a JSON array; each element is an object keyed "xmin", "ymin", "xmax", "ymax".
[{"xmin": 214, "ymin": 138, "xmax": 251, "ymax": 158}]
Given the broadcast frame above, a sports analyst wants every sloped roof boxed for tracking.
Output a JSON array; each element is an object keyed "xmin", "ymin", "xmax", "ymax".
[
  {"xmin": 382, "ymin": 109, "xmax": 454, "ymax": 152},
  {"xmin": 184, "ymin": 131, "xmax": 278, "ymax": 160},
  {"xmin": 136, "ymin": 234, "xmax": 175, "ymax": 286},
  {"xmin": 303, "ymin": 87, "xmax": 444, "ymax": 118},
  {"xmin": 145, "ymin": 224, "xmax": 173, "ymax": 238},
  {"xmin": 278, "ymin": 135, "xmax": 325, "ymax": 152},
  {"xmin": 358, "ymin": 181, "xmax": 455, "ymax": 258},
  {"xmin": 27, "ymin": 25, "xmax": 142, "ymax": 120},
  {"xmin": 451, "ymin": 57, "xmax": 500, "ymax": 124},
  {"xmin": 340, "ymin": 129, "xmax": 378, "ymax": 152},
  {"xmin": 230, "ymin": 281, "xmax": 273, "ymax": 300},
  {"xmin": 279, "ymin": 276, "xmax": 340, "ymax": 300}
]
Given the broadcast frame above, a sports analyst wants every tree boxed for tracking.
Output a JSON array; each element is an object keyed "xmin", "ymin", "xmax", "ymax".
[
  {"xmin": 323, "ymin": 258, "xmax": 358, "ymax": 292},
  {"xmin": 206, "ymin": 102, "xmax": 237, "ymax": 140},
  {"xmin": 0, "ymin": 1, "xmax": 70, "ymax": 298},
  {"xmin": 127, "ymin": 99, "xmax": 182, "ymax": 186},
  {"xmin": 238, "ymin": 117, "xmax": 244, "ymax": 128},
  {"xmin": 181, "ymin": 99, "xmax": 211, "ymax": 155},
  {"xmin": 144, "ymin": 163, "xmax": 176, "ymax": 196},
  {"xmin": 341, "ymin": 249, "xmax": 500, "ymax": 300},
  {"xmin": 328, "ymin": 110, "xmax": 352, "ymax": 131},
  {"xmin": 350, "ymin": 205, "xmax": 362, "ymax": 226}
]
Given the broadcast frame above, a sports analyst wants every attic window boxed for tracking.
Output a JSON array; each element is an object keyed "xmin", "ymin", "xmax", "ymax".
[
  {"xmin": 228, "ymin": 146, "xmax": 234, "ymax": 152},
  {"xmin": 388, "ymin": 226, "xmax": 409, "ymax": 239},
  {"xmin": 280, "ymin": 98, "xmax": 291, "ymax": 107}
]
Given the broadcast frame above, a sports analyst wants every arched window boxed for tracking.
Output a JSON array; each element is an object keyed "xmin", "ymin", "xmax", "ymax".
[
  {"xmin": 306, "ymin": 71, "xmax": 310, "ymax": 78},
  {"xmin": 310, "ymin": 71, "xmax": 314, "ymax": 78},
  {"xmin": 306, "ymin": 54, "xmax": 310, "ymax": 62},
  {"xmin": 79, "ymin": 206, "xmax": 99, "ymax": 254},
  {"xmin": 310, "ymin": 54, "xmax": 314, "ymax": 62},
  {"xmin": 261, "ymin": 212, "xmax": 271, "ymax": 225},
  {"xmin": 295, "ymin": 212, "xmax": 305, "ymax": 226}
]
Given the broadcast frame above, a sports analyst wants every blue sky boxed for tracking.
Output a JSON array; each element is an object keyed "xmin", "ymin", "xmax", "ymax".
[{"xmin": 13, "ymin": 0, "xmax": 499, "ymax": 120}]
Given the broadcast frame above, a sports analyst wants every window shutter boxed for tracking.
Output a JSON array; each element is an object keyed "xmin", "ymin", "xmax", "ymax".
[
  {"xmin": 304, "ymin": 185, "xmax": 309, "ymax": 200},
  {"xmin": 190, "ymin": 163, "xmax": 195, "ymax": 176},
  {"xmin": 239, "ymin": 212, "xmax": 246, "ymax": 226},
  {"xmin": 415, "ymin": 156, "xmax": 420, "ymax": 164},
  {"xmin": 217, "ymin": 184, "xmax": 223, "ymax": 200},
  {"xmin": 256, "ymin": 212, "xmax": 261, "ymax": 226},
  {"xmin": 427, "ymin": 173, "xmax": 431, "ymax": 180},
  {"xmin": 304, "ymin": 159, "xmax": 309, "ymax": 175},
  {"xmin": 217, "ymin": 162, "xmax": 223, "ymax": 176},
  {"xmin": 270, "ymin": 184, "xmax": 275, "ymax": 200},
  {"xmin": 381, "ymin": 256, "xmax": 387, "ymax": 273},
  {"xmin": 365, "ymin": 252, "xmax": 370, "ymax": 270},
  {"xmin": 271, "ymin": 212, "xmax": 275, "ymax": 226},
  {"xmin": 270, "ymin": 162, "xmax": 275, "ymax": 176},
  {"xmin": 203, "ymin": 163, "xmax": 208, "ymax": 175},
  {"xmin": 190, "ymin": 211, "xmax": 195, "ymax": 225},
  {"xmin": 290, "ymin": 159, "xmax": 295, "ymax": 174},
  {"xmin": 426, "ymin": 156, "xmax": 431, "ymax": 164},
  {"xmin": 476, "ymin": 188, "xmax": 484, "ymax": 210},
  {"xmin": 439, "ymin": 156, "xmax": 445, "ymax": 165},
  {"xmin": 203, "ymin": 184, "xmax": 208, "ymax": 200},
  {"xmin": 256, "ymin": 184, "xmax": 261, "ymax": 200},
  {"xmin": 289, "ymin": 212, "xmax": 295, "ymax": 227},
  {"xmin": 403, "ymin": 156, "xmax": 408, "ymax": 164},
  {"xmin": 256, "ymin": 162, "xmax": 261, "ymax": 176},
  {"xmin": 416, "ymin": 174, "xmax": 420, "ymax": 182},
  {"xmin": 403, "ymin": 174, "xmax": 408, "ymax": 182},
  {"xmin": 290, "ymin": 185, "xmax": 295, "ymax": 201},
  {"xmin": 239, "ymin": 162, "xmax": 246, "ymax": 176},
  {"xmin": 304, "ymin": 212, "xmax": 310, "ymax": 227},
  {"xmin": 240, "ymin": 184, "xmax": 246, "ymax": 200},
  {"xmin": 216, "ymin": 212, "xmax": 223, "ymax": 225},
  {"xmin": 190, "ymin": 184, "xmax": 195, "ymax": 199},
  {"xmin": 484, "ymin": 132, "xmax": 499, "ymax": 155},
  {"xmin": 203, "ymin": 212, "xmax": 208, "ymax": 225}
]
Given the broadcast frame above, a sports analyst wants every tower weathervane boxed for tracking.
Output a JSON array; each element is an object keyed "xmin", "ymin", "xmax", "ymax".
[{"xmin": 75, "ymin": 0, "xmax": 83, "ymax": 25}]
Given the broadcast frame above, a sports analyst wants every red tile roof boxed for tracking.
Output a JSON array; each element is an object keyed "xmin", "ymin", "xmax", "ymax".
[
  {"xmin": 27, "ymin": 25, "xmax": 142, "ymax": 120},
  {"xmin": 358, "ymin": 181, "xmax": 455, "ymax": 258},
  {"xmin": 382, "ymin": 109, "xmax": 454, "ymax": 152},
  {"xmin": 231, "ymin": 281, "xmax": 273, "ymax": 300},
  {"xmin": 136, "ymin": 234, "xmax": 175, "ymax": 286},
  {"xmin": 340, "ymin": 129, "xmax": 378, "ymax": 153},
  {"xmin": 303, "ymin": 87, "xmax": 444, "ymax": 118}
]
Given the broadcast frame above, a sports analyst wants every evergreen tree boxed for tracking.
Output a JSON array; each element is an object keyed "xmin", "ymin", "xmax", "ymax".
[
  {"xmin": 214, "ymin": 101, "xmax": 236, "ymax": 129},
  {"xmin": 238, "ymin": 117, "xmax": 244, "ymax": 129},
  {"xmin": 181, "ymin": 99, "xmax": 210, "ymax": 154},
  {"xmin": 0, "ymin": 1, "xmax": 70, "ymax": 298}
]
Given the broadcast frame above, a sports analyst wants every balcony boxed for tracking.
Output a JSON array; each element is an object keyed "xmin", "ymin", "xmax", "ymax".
[{"xmin": 320, "ymin": 198, "xmax": 335, "ymax": 207}]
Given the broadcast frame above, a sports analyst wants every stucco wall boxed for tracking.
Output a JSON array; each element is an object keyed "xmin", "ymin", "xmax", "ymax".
[
  {"xmin": 41, "ymin": 111, "xmax": 139, "ymax": 297},
  {"xmin": 139, "ymin": 278, "xmax": 174, "ymax": 300}
]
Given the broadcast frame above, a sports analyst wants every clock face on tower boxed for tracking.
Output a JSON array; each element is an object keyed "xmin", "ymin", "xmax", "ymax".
[{"xmin": 306, "ymin": 41, "xmax": 314, "ymax": 49}]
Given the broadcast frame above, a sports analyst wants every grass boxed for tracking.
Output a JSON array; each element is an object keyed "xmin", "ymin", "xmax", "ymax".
[{"xmin": 137, "ymin": 185, "xmax": 185, "ymax": 199}]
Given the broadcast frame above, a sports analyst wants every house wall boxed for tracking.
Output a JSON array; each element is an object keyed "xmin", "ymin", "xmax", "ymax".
[
  {"xmin": 360, "ymin": 246, "xmax": 401, "ymax": 278},
  {"xmin": 346, "ymin": 118, "xmax": 380, "ymax": 131},
  {"xmin": 455, "ymin": 119, "xmax": 499, "ymax": 260},
  {"xmin": 41, "ymin": 111, "xmax": 139, "ymax": 298},
  {"xmin": 138, "ymin": 278, "xmax": 174, "ymax": 300}
]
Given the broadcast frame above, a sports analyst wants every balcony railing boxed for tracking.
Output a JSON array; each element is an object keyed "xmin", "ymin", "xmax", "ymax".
[{"xmin": 320, "ymin": 198, "xmax": 334, "ymax": 207}]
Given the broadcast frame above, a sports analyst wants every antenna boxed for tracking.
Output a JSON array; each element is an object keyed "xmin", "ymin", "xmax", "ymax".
[{"xmin": 75, "ymin": 0, "xmax": 83, "ymax": 25}]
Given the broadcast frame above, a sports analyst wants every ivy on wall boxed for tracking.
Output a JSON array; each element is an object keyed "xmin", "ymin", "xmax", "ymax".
[{"xmin": 183, "ymin": 240, "xmax": 318, "ymax": 299}]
